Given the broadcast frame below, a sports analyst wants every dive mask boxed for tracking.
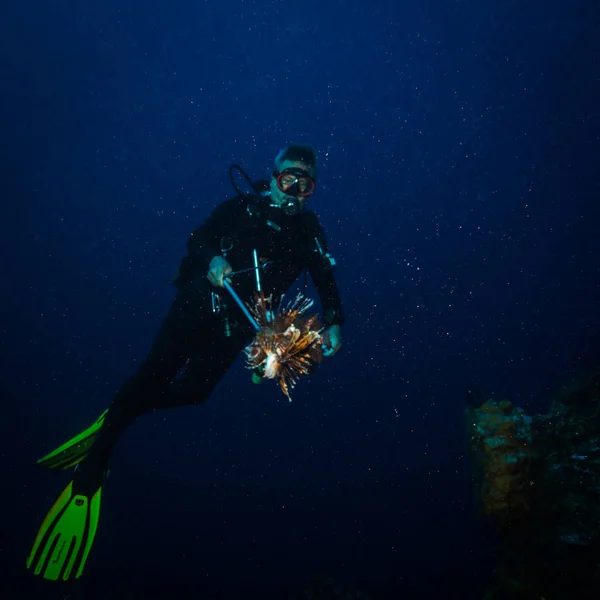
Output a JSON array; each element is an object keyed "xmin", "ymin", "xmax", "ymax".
[{"xmin": 274, "ymin": 168, "xmax": 315, "ymax": 198}]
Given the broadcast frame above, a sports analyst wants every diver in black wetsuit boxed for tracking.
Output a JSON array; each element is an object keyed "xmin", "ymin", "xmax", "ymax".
[{"xmin": 27, "ymin": 144, "xmax": 345, "ymax": 583}]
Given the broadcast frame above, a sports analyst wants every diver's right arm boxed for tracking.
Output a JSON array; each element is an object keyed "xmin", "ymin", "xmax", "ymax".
[
  {"xmin": 187, "ymin": 199, "xmax": 239, "ymax": 266},
  {"xmin": 173, "ymin": 197, "xmax": 240, "ymax": 288}
]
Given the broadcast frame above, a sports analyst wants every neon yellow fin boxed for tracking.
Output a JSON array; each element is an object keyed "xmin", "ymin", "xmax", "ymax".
[
  {"xmin": 26, "ymin": 481, "xmax": 102, "ymax": 581},
  {"xmin": 36, "ymin": 410, "xmax": 107, "ymax": 470}
]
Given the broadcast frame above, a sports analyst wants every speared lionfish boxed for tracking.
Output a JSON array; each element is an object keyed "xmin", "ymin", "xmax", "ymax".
[{"xmin": 244, "ymin": 292, "xmax": 324, "ymax": 401}]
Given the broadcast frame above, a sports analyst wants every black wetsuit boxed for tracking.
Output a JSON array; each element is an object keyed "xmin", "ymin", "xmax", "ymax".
[{"xmin": 74, "ymin": 193, "xmax": 344, "ymax": 494}]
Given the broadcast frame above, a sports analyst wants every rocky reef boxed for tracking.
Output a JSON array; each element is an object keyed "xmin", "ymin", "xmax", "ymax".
[{"xmin": 467, "ymin": 368, "xmax": 600, "ymax": 599}]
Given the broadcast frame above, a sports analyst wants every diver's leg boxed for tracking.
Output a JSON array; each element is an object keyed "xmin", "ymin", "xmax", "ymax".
[
  {"xmin": 73, "ymin": 283, "xmax": 216, "ymax": 493},
  {"xmin": 160, "ymin": 326, "xmax": 251, "ymax": 408}
]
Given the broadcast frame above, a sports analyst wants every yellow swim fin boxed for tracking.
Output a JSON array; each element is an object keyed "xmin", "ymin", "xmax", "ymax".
[
  {"xmin": 36, "ymin": 410, "xmax": 107, "ymax": 470},
  {"xmin": 26, "ymin": 481, "xmax": 102, "ymax": 581}
]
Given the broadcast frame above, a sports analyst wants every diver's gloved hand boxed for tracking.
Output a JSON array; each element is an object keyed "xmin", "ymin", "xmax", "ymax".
[
  {"xmin": 252, "ymin": 365, "xmax": 265, "ymax": 384},
  {"xmin": 322, "ymin": 324, "xmax": 342, "ymax": 357},
  {"xmin": 207, "ymin": 256, "xmax": 232, "ymax": 288}
]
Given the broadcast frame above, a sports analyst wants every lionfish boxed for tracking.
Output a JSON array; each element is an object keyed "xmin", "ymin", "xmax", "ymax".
[{"xmin": 244, "ymin": 292, "xmax": 324, "ymax": 401}]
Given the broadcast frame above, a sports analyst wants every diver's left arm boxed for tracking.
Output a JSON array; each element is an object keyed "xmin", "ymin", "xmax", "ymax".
[{"xmin": 304, "ymin": 213, "xmax": 344, "ymax": 356}]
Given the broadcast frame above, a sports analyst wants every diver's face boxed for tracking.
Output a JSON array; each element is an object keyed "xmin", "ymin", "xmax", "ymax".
[{"xmin": 269, "ymin": 160, "xmax": 315, "ymax": 212}]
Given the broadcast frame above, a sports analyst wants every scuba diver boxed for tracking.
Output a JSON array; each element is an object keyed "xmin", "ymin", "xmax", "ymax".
[{"xmin": 26, "ymin": 144, "xmax": 344, "ymax": 582}]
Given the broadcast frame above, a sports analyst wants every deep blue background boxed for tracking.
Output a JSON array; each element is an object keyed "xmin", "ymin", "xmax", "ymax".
[{"xmin": 1, "ymin": 0, "xmax": 599, "ymax": 598}]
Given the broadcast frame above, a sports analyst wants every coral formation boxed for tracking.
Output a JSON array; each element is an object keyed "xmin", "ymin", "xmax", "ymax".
[
  {"xmin": 467, "ymin": 399, "xmax": 533, "ymax": 526},
  {"xmin": 469, "ymin": 368, "xmax": 600, "ymax": 599}
]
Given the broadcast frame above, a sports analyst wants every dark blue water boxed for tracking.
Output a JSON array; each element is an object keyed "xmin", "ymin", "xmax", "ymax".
[{"xmin": 1, "ymin": 0, "xmax": 599, "ymax": 598}]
